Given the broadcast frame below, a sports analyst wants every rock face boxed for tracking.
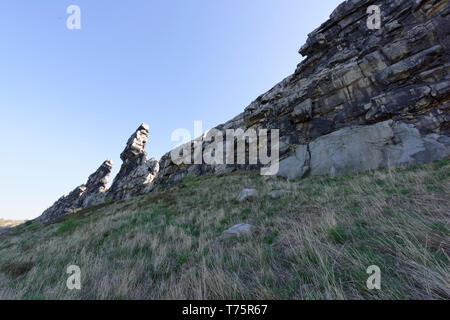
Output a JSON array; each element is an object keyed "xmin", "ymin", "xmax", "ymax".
[
  {"xmin": 79, "ymin": 160, "xmax": 114, "ymax": 207},
  {"xmin": 37, "ymin": 0, "xmax": 450, "ymax": 224},
  {"xmin": 154, "ymin": 0, "xmax": 450, "ymax": 184},
  {"xmin": 277, "ymin": 145, "xmax": 310, "ymax": 180},
  {"xmin": 107, "ymin": 123, "xmax": 159, "ymax": 200},
  {"xmin": 277, "ymin": 119, "xmax": 450, "ymax": 180},
  {"xmin": 308, "ymin": 120, "xmax": 449, "ymax": 178},
  {"xmin": 37, "ymin": 160, "xmax": 113, "ymax": 224}
]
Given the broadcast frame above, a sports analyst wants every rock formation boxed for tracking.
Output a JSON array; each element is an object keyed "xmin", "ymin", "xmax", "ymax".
[
  {"xmin": 37, "ymin": 160, "xmax": 113, "ymax": 224},
  {"xmin": 36, "ymin": 0, "xmax": 450, "ymax": 223},
  {"xmin": 156, "ymin": 0, "xmax": 450, "ymax": 183},
  {"xmin": 106, "ymin": 123, "xmax": 159, "ymax": 200},
  {"xmin": 79, "ymin": 159, "xmax": 114, "ymax": 207},
  {"xmin": 277, "ymin": 119, "xmax": 450, "ymax": 180},
  {"xmin": 36, "ymin": 124, "xmax": 161, "ymax": 223}
]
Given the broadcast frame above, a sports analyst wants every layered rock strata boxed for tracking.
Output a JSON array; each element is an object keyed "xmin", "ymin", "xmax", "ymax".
[{"xmin": 155, "ymin": 0, "xmax": 450, "ymax": 184}]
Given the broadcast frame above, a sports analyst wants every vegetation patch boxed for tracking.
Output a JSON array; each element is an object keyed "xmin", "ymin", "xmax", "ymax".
[
  {"xmin": 55, "ymin": 215, "xmax": 82, "ymax": 236},
  {"xmin": 0, "ymin": 159, "xmax": 449, "ymax": 299}
]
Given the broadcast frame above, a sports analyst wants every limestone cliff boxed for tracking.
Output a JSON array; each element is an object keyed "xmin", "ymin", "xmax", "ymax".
[{"xmin": 36, "ymin": 0, "xmax": 450, "ymax": 224}]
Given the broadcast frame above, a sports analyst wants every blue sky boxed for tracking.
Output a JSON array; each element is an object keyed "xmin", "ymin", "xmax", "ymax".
[{"xmin": 0, "ymin": 0, "xmax": 343, "ymax": 220}]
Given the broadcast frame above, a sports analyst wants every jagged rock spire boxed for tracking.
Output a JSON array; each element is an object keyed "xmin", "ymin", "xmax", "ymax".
[
  {"xmin": 85, "ymin": 159, "xmax": 113, "ymax": 192},
  {"xmin": 36, "ymin": 159, "xmax": 113, "ymax": 224},
  {"xmin": 79, "ymin": 159, "xmax": 114, "ymax": 207},
  {"xmin": 120, "ymin": 123, "xmax": 149, "ymax": 161},
  {"xmin": 36, "ymin": 123, "xmax": 160, "ymax": 224},
  {"xmin": 107, "ymin": 123, "xmax": 159, "ymax": 200}
]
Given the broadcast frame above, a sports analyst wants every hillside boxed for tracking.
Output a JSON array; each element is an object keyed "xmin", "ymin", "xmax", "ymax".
[
  {"xmin": 0, "ymin": 159, "xmax": 448, "ymax": 299},
  {"xmin": 1, "ymin": 0, "xmax": 449, "ymax": 301},
  {"xmin": 35, "ymin": 0, "xmax": 449, "ymax": 225}
]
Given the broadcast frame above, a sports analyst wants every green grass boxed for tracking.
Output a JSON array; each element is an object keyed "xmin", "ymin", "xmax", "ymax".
[
  {"xmin": 54, "ymin": 216, "xmax": 81, "ymax": 236},
  {"xmin": 327, "ymin": 226, "xmax": 348, "ymax": 244},
  {"xmin": 0, "ymin": 159, "xmax": 449, "ymax": 299},
  {"xmin": 182, "ymin": 174, "xmax": 201, "ymax": 188}
]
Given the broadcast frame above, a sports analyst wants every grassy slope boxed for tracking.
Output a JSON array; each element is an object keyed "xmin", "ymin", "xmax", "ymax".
[{"xmin": 0, "ymin": 160, "xmax": 449, "ymax": 300}]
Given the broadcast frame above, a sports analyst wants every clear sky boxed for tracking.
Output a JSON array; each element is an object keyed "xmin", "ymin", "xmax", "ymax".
[{"xmin": 0, "ymin": 0, "xmax": 343, "ymax": 220}]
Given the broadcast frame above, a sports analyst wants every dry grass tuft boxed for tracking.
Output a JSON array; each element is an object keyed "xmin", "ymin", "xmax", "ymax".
[{"xmin": 1, "ymin": 260, "xmax": 34, "ymax": 278}]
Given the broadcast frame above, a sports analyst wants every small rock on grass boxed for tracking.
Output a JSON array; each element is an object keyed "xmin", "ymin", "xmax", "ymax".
[
  {"xmin": 223, "ymin": 223, "xmax": 256, "ymax": 238},
  {"xmin": 236, "ymin": 189, "xmax": 258, "ymax": 202}
]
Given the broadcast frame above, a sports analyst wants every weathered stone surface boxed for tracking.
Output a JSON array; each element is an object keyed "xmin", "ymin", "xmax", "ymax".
[
  {"xmin": 277, "ymin": 145, "xmax": 310, "ymax": 180},
  {"xmin": 290, "ymin": 99, "xmax": 313, "ymax": 122},
  {"xmin": 107, "ymin": 124, "xmax": 159, "ymax": 200},
  {"xmin": 278, "ymin": 118, "xmax": 449, "ymax": 180},
  {"xmin": 37, "ymin": 160, "xmax": 113, "ymax": 224},
  {"xmin": 223, "ymin": 223, "xmax": 256, "ymax": 238},
  {"xmin": 377, "ymin": 45, "xmax": 442, "ymax": 85},
  {"xmin": 79, "ymin": 159, "xmax": 113, "ymax": 207},
  {"xmin": 390, "ymin": 122, "xmax": 450, "ymax": 165},
  {"xmin": 236, "ymin": 189, "xmax": 258, "ymax": 202},
  {"xmin": 309, "ymin": 121, "xmax": 395, "ymax": 176},
  {"xmin": 308, "ymin": 120, "xmax": 450, "ymax": 177},
  {"xmin": 120, "ymin": 123, "xmax": 149, "ymax": 161},
  {"xmin": 155, "ymin": 0, "xmax": 449, "ymax": 185}
]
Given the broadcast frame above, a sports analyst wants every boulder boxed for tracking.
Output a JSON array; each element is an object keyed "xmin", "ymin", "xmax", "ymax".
[
  {"xmin": 309, "ymin": 120, "xmax": 450, "ymax": 177},
  {"xmin": 277, "ymin": 145, "xmax": 310, "ymax": 180},
  {"xmin": 223, "ymin": 223, "xmax": 256, "ymax": 238},
  {"xmin": 236, "ymin": 189, "xmax": 258, "ymax": 202}
]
